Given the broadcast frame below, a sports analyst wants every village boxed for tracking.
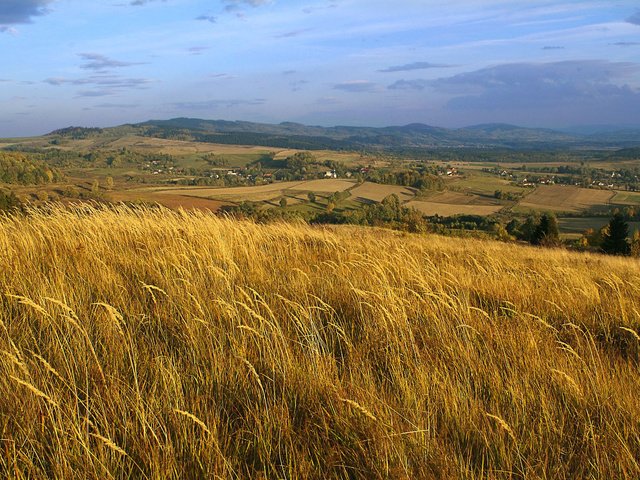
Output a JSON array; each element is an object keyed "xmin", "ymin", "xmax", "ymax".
[{"xmin": 483, "ymin": 164, "xmax": 640, "ymax": 191}]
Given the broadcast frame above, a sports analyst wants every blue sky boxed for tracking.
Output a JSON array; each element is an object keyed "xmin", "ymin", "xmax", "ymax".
[{"xmin": 1, "ymin": 0, "xmax": 639, "ymax": 136}]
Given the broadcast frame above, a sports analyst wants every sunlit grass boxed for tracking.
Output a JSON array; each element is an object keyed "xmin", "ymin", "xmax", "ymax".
[{"xmin": 0, "ymin": 204, "xmax": 639, "ymax": 478}]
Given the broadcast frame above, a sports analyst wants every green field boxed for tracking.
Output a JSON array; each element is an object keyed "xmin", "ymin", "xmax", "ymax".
[
  {"xmin": 612, "ymin": 191, "xmax": 640, "ymax": 205},
  {"xmin": 559, "ymin": 217, "xmax": 640, "ymax": 234},
  {"xmin": 449, "ymin": 173, "xmax": 529, "ymax": 196}
]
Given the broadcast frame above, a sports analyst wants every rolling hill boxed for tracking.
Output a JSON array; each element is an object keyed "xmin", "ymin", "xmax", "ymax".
[{"xmin": 47, "ymin": 118, "xmax": 640, "ymax": 151}]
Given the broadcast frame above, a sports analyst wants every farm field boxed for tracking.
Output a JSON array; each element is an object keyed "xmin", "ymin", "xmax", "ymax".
[
  {"xmin": 287, "ymin": 179, "xmax": 355, "ymax": 193},
  {"xmin": 108, "ymin": 190, "xmax": 227, "ymax": 211},
  {"xmin": 419, "ymin": 190, "xmax": 501, "ymax": 206},
  {"xmin": 350, "ymin": 182, "xmax": 415, "ymax": 203},
  {"xmin": 406, "ymin": 200, "xmax": 503, "ymax": 216},
  {"xmin": 559, "ymin": 217, "xmax": 640, "ymax": 234},
  {"xmin": 154, "ymin": 179, "xmax": 355, "ymax": 203},
  {"xmin": 612, "ymin": 191, "xmax": 640, "ymax": 205},
  {"xmin": 449, "ymin": 173, "xmax": 529, "ymax": 196},
  {"xmin": 516, "ymin": 185, "xmax": 615, "ymax": 213},
  {"xmin": 155, "ymin": 182, "xmax": 307, "ymax": 202}
]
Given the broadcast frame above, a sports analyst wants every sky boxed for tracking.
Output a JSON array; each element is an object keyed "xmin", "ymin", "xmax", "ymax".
[{"xmin": 1, "ymin": 0, "xmax": 640, "ymax": 136}]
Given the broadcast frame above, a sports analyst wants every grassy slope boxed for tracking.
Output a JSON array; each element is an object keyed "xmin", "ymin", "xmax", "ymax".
[{"xmin": 0, "ymin": 206, "xmax": 639, "ymax": 479}]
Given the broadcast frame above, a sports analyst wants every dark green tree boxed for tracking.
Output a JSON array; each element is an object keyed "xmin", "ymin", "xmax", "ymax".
[
  {"xmin": 517, "ymin": 215, "xmax": 539, "ymax": 242},
  {"xmin": 531, "ymin": 213, "xmax": 559, "ymax": 246},
  {"xmin": 601, "ymin": 213, "xmax": 630, "ymax": 255},
  {"xmin": 505, "ymin": 218, "xmax": 521, "ymax": 237}
]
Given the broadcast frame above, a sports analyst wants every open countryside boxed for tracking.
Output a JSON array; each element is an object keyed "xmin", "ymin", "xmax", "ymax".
[
  {"xmin": 3, "ymin": 128, "xmax": 640, "ymax": 241},
  {"xmin": 3, "ymin": 0, "xmax": 640, "ymax": 478}
]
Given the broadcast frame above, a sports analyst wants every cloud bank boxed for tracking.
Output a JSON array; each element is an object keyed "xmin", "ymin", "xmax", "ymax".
[
  {"xmin": 0, "ymin": 0, "xmax": 53, "ymax": 27},
  {"xmin": 429, "ymin": 60, "xmax": 640, "ymax": 124},
  {"xmin": 333, "ymin": 81, "xmax": 377, "ymax": 93},
  {"xmin": 627, "ymin": 10, "xmax": 640, "ymax": 25},
  {"xmin": 379, "ymin": 62, "xmax": 452, "ymax": 73},
  {"xmin": 388, "ymin": 79, "xmax": 430, "ymax": 91},
  {"xmin": 78, "ymin": 53, "xmax": 144, "ymax": 71}
]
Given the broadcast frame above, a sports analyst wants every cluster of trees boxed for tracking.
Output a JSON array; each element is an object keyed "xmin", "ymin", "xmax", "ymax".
[
  {"xmin": 173, "ymin": 188, "xmax": 640, "ymax": 258},
  {"xmin": 284, "ymin": 152, "xmax": 316, "ymax": 170},
  {"xmin": 424, "ymin": 214, "xmax": 500, "ymax": 233},
  {"xmin": 505, "ymin": 214, "xmax": 560, "ymax": 246},
  {"xmin": 49, "ymin": 127, "xmax": 103, "ymax": 139},
  {"xmin": 338, "ymin": 194, "xmax": 425, "ymax": 231},
  {"xmin": 580, "ymin": 213, "xmax": 639, "ymax": 256},
  {"xmin": 7, "ymin": 147, "xmax": 178, "ymax": 173},
  {"xmin": 221, "ymin": 194, "xmax": 427, "ymax": 232},
  {"xmin": 274, "ymin": 152, "xmax": 350, "ymax": 181},
  {"xmin": 365, "ymin": 168, "xmax": 444, "ymax": 191},
  {"xmin": 0, "ymin": 190, "xmax": 22, "ymax": 212},
  {"xmin": 494, "ymin": 190, "xmax": 522, "ymax": 201},
  {"xmin": 0, "ymin": 152, "xmax": 63, "ymax": 185}
]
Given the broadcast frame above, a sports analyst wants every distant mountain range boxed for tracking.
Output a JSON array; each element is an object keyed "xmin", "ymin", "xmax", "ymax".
[{"xmin": 48, "ymin": 118, "xmax": 640, "ymax": 151}]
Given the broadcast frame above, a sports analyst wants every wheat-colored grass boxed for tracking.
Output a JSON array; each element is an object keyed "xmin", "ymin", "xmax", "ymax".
[{"xmin": 0, "ymin": 204, "xmax": 639, "ymax": 479}]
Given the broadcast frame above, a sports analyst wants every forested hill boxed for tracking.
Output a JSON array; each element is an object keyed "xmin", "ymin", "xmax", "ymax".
[{"xmin": 48, "ymin": 118, "xmax": 640, "ymax": 151}]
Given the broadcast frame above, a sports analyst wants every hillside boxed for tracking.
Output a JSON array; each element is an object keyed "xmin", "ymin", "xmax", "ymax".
[
  {"xmin": 46, "ymin": 118, "xmax": 640, "ymax": 151},
  {"xmin": 0, "ymin": 205, "xmax": 639, "ymax": 478}
]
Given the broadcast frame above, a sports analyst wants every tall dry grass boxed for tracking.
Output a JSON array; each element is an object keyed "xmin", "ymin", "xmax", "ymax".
[{"xmin": 0, "ymin": 204, "xmax": 639, "ymax": 479}]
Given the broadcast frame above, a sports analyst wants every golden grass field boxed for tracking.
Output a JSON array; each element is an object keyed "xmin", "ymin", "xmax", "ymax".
[
  {"xmin": 0, "ymin": 205, "xmax": 639, "ymax": 478},
  {"xmin": 517, "ymin": 185, "xmax": 614, "ymax": 213}
]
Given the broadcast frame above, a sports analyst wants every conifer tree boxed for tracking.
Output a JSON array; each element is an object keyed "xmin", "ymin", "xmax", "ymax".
[
  {"xmin": 601, "ymin": 212, "xmax": 630, "ymax": 255},
  {"xmin": 531, "ymin": 213, "xmax": 559, "ymax": 246}
]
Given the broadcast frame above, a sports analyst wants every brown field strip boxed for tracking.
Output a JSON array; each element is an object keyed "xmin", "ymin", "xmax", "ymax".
[
  {"xmin": 154, "ymin": 179, "xmax": 355, "ymax": 203},
  {"xmin": 108, "ymin": 191, "xmax": 226, "ymax": 210}
]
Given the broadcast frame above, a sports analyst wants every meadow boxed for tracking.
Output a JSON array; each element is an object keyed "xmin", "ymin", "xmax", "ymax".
[{"xmin": 0, "ymin": 204, "xmax": 638, "ymax": 478}]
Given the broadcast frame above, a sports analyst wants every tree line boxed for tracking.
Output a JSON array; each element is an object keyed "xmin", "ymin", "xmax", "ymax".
[{"xmin": 0, "ymin": 152, "xmax": 63, "ymax": 185}]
